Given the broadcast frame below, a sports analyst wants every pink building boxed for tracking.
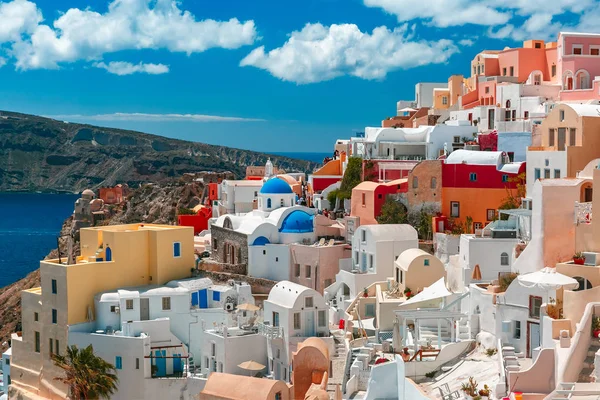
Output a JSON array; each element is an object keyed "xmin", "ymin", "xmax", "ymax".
[
  {"xmin": 289, "ymin": 242, "xmax": 351, "ymax": 294},
  {"xmin": 558, "ymin": 32, "xmax": 600, "ymax": 101}
]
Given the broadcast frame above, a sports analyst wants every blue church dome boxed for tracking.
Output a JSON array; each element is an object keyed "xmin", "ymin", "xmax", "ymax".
[
  {"xmin": 280, "ymin": 210, "xmax": 314, "ymax": 233},
  {"xmin": 260, "ymin": 178, "xmax": 293, "ymax": 194}
]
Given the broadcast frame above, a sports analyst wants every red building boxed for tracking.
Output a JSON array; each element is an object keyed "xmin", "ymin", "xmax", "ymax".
[{"xmin": 350, "ymin": 179, "xmax": 408, "ymax": 225}]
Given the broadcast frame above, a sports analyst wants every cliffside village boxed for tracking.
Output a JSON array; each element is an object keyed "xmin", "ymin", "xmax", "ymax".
[{"xmin": 6, "ymin": 31, "xmax": 600, "ymax": 400}]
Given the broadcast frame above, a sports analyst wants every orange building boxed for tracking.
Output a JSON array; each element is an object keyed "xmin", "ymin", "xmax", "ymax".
[
  {"xmin": 291, "ymin": 338, "xmax": 330, "ymax": 400},
  {"xmin": 98, "ymin": 184, "xmax": 128, "ymax": 204},
  {"xmin": 309, "ymin": 155, "xmax": 345, "ymax": 193}
]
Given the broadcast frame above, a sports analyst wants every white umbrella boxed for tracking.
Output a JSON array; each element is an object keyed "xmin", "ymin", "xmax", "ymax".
[
  {"xmin": 517, "ymin": 267, "xmax": 579, "ymax": 291},
  {"xmin": 399, "ymin": 107, "xmax": 417, "ymax": 112}
]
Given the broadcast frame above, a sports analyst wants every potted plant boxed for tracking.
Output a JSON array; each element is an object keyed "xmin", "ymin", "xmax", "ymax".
[
  {"xmin": 404, "ymin": 288, "xmax": 412, "ymax": 299},
  {"xmin": 363, "ymin": 288, "xmax": 369, "ymax": 298},
  {"xmin": 478, "ymin": 384, "xmax": 491, "ymax": 398},
  {"xmin": 573, "ymin": 252, "xmax": 586, "ymax": 265},
  {"xmin": 593, "ymin": 316, "xmax": 600, "ymax": 338},
  {"xmin": 460, "ymin": 377, "xmax": 478, "ymax": 399},
  {"xmin": 151, "ymin": 364, "xmax": 159, "ymax": 378}
]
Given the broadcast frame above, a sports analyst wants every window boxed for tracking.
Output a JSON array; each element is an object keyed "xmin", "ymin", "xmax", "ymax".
[
  {"xmin": 213, "ymin": 291, "xmax": 220, "ymax": 301},
  {"xmin": 162, "ymin": 297, "xmax": 171, "ymax": 311},
  {"xmin": 514, "ymin": 321, "xmax": 521, "ymax": 339},
  {"xmin": 136, "ymin": 358, "xmax": 140, "ymax": 369},
  {"xmin": 277, "ymin": 349, "xmax": 280, "ymax": 359},
  {"xmin": 592, "ymin": 47, "xmax": 600, "ymax": 56},
  {"xmin": 218, "ymin": 362, "xmax": 223, "ymax": 372},
  {"xmin": 361, "ymin": 193, "xmax": 365, "ymax": 206},
  {"xmin": 570, "ymin": 128, "xmax": 576, "ymax": 146},
  {"xmin": 365, "ymin": 304, "xmax": 375, "ymax": 318},
  {"xmin": 502, "ymin": 175, "xmax": 509, "ymax": 183},
  {"xmin": 534, "ymin": 74, "xmax": 541, "ymax": 85},
  {"xmin": 573, "ymin": 45, "xmax": 583, "ymax": 55},
  {"xmin": 469, "ymin": 173, "xmax": 477, "ymax": 182},
  {"xmin": 273, "ymin": 312, "xmax": 280, "ymax": 327},
  {"xmin": 453, "ymin": 136, "xmax": 460, "ymax": 144},
  {"xmin": 512, "ymin": 110, "xmax": 517, "ymax": 121},
  {"xmin": 559, "ymin": 110, "xmax": 565, "ymax": 122},
  {"xmin": 506, "ymin": 100, "xmax": 511, "ymax": 109},
  {"xmin": 56, "ymin": 340, "xmax": 59, "ymax": 356},
  {"xmin": 369, "ymin": 254, "xmax": 373, "ymax": 270},
  {"xmin": 552, "ymin": 64, "xmax": 556, "ymax": 77},
  {"xmin": 34, "ymin": 331, "xmax": 40, "ymax": 353},
  {"xmin": 324, "ymin": 278, "xmax": 332, "ymax": 288},
  {"xmin": 534, "ymin": 168, "xmax": 541, "ymax": 181},
  {"xmin": 34, "ymin": 312, "xmax": 39, "ymax": 322},
  {"xmin": 500, "ymin": 252, "xmax": 509, "ymax": 266},
  {"xmin": 481, "ymin": 64, "xmax": 485, "ymax": 73},
  {"xmin": 116, "ymin": 356, "xmax": 122, "ymax": 370},
  {"xmin": 263, "ymin": 250, "xmax": 266, "ymax": 255},
  {"xmin": 535, "ymin": 42, "xmax": 541, "ymax": 49},
  {"xmin": 267, "ymin": 198, "xmax": 272, "ymax": 208},
  {"xmin": 502, "ymin": 67, "xmax": 507, "ymax": 76},
  {"xmin": 361, "ymin": 230, "xmax": 366, "ymax": 242},
  {"xmin": 554, "ymin": 169, "xmax": 561, "ymax": 178},
  {"xmin": 431, "ymin": 177, "xmax": 437, "ymax": 189},
  {"xmin": 523, "ymin": 111, "xmax": 529, "ymax": 120},
  {"xmin": 399, "ymin": 269, "xmax": 404, "ymax": 284},
  {"xmin": 529, "ymin": 296, "xmax": 542, "ymax": 319},
  {"xmin": 505, "ymin": 110, "xmax": 511, "ymax": 121},
  {"xmin": 487, "ymin": 209, "xmax": 496, "ymax": 221},
  {"xmin": 544, "ymin": 169, "xmax": 550, "ymax": 179},
  {"xmin": 412, "ymin": 176, "xmax": 418, "ymax": 189},
  {"xmin": 126, "ymin": 299, "xmax": 133, "ymax": 310},
  {"xmin": 52, "ymin": 309, "xmax": 57, "ymax": 324},
  {"xmin": 450, "ymin": 201, "xmax": 460, "ymax": 218},
  {"xmin": 318, "ymin": 310, "xmax": 326, "ymax": 327},
  {"xmin": 305, "ymin": 265, "xmax": 311, "ymax": 278},
  {"xmin": 173, "ymin": 242, "xmax": 181, "ymax": 258},
  {"xmin": 378, "ymin": 193, "xmax": 382, "ymax": 199},
  {"xmin": 477, "ymin": 65, "xmax": 481, "ymax": 75},
  {"xmin": 280, "ymin": 198, "xmax": 284, "ymax": 207},
  {"xmin": 213, "ymin": 239, "xmax": 217, "ymax": 250},
  {"xmin": 275, "ymin": 392, "xmax": 282, "ymax": 400},
  {"xmin": 211, "ymin": 342, "xmax": 216, "ymax": 357},
  {"xmin": 424, "ymin": 259, "xmax": 430, "ymax": 266},
  {"xmin": 474, "ymin": 222, "xmax": 483, "ymax": 230},
  {"xmin": 51, "ymin": 279, "xmax": 57, "ymax": 294},
  {"xmin": 549, "ymin": 128, "xmax": 555, "ymax": 146},
  {"xmin": 49, "ymin": 338, "xmax": 53, "ymax": 356},
  {"xmin": 305, "ymin": 297, "xmax": 314, "ymax": 308},
  {"xmin": 485, "ymin": 86, "xmax": 490, "ymax": 94},
  {"xmin": 442, "ymin": 96, "xmax": 448, "ymax": 105},
  {"xmin": 294, "ymin": 313, "xmax": 301, "ymax": 330},
  {"xmin": 204, "ymin": 357, "xmax": 209, "ymax": 368},
  {"xmin": 510, "ymin": 66, "xmax": 514, "ymax": 76},
  {"xmin": 295, "ymin": 264, "xmax": 300, "ymax": 277}
]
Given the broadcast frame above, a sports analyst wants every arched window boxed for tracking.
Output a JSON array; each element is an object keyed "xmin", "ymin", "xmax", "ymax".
[
  {"xmin": 430, "ymin": 177, "xmax": 437, "ymax": 189},
  {"xmin": 505, "ymin": 100, "xmax": 511, "ymax": 109},
  {"xmin": 574, "ymin": 276, "xmax": 593, "ymax": 291},
  {"xmin": 267, "ymin": 198, "xmax": 272, "ymax": 209},
  {"xmin": 105, "ymin": 246, "xmax": 112, "ymax": 262},
  {"xmin": 500, "ymin": 252, "xmax": 509, "ymax": 266},
  {"xmin": 563, "ymin": 71, "xmax": 574, "ymax": 90},
  {"xmin": 575, "ymin": 69, "xmax": 591, "ymax": 90}
]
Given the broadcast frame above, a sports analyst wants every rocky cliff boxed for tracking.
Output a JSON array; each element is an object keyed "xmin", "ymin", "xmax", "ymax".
[{"xmin": 0, "ymin": 110, "xmax": 317, "ymax": 192}]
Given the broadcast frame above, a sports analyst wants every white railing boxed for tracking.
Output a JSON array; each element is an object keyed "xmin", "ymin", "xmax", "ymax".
[
  {"xmin": 575, "ymin": 201, "xmax": 592, "ymax": 225},
  {"xmin": 257, "ymin": 323, "xmax": 283, "ymax": 339}
]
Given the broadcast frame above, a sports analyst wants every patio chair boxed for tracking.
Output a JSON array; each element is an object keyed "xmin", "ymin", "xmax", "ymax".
[{"xmin": 437, "ymin": 383, "xmax": 461, "ymax": 400}]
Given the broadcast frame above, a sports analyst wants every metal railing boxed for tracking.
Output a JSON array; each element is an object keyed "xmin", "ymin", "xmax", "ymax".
[
  {"xmin": 257, "ymin": 323, "xmax": 283, "ymax": 339},
  {"xmin": 575, "ymin": 201, "xmax": 592, "ymax": 225}
]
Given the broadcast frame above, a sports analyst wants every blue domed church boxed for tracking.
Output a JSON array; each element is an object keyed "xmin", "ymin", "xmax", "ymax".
[{"xmin": 211, "ymin": 177, "xmax": 317, "ymax": 281}]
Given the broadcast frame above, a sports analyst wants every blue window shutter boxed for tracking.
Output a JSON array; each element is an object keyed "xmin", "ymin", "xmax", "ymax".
[
  {"xmin": 213, "ymin": 291, "xmax": 220, "ymax": 301},
  {"xmin": 173, "ymin": 242, "xmax": 181, "ymax": 257},
  {"xmin": 191, "ymin": 292, "xmax": 199, "ymax": 306},
  {"xmin": 116, "ymin": 356, "xmax": 122, "ymax": 369}
]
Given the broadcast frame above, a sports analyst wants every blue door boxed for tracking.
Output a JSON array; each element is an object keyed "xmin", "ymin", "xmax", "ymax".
[
  {"xmin": 155, "ymin": 350, "xmax": 166, "ymax": 377},
  {"xmin": 105, "ymin": 246, "xmax": 112, "ymax": 262},
  {"xmin": 191, "ymin": 292, "xmax": 199, "ymax": 307},
  {"xmin": 199, "ymin": 289, "xmax": 208, "ymax": 309},
  {"xmin": 173, "ymin": 354, "xmax": 183, "ymax": 374}
]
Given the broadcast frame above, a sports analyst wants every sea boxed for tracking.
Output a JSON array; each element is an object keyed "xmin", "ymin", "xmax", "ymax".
[
  {"xmin": 0, "ymin": 193, "xmax": 79, "ymax": 288},
  {"xmin": 0, "ymin": 153, "xmax": 327, "ymax": 289}
]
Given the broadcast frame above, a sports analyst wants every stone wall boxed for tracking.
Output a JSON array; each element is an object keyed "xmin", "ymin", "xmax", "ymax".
[
  {"xmin": 196, "ymin": 270, "xmax": 277, "ymax": 295},
  {"xmin": 200, "ymin": 259, "xmax": 247, "ymax": 275},
  {"xmin": 210, "ymin": 225, "xmax": 248, "ymax": 266}
]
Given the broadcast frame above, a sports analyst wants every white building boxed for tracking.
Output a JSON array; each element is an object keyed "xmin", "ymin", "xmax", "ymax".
[
  {"xmin": 325, "ymin": 225, "xmax": 418, "ymax": 323},
  {"xmin": 350, "ymin": 123, "xmax": 476, "ymax": 161},
  {"xmin": 458, "ymin": 233, "xmax": 520, "ymax": 285},
  {"xmin": 213, "ymin": 180, "xmax": 264, "ymax": 218},
  {"xmin": 1, "ymin": 348, "xmax": 10, "ymax": 396},
  {"xmin": 416, "ymin": 82, "xmax": 448, "ymax": 108},
  {"xmin": 260, "ymin": 281, "xmax": 332, "ymax": 382}
]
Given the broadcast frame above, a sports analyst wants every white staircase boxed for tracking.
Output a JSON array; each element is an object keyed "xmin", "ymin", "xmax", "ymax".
[{"xmin": 457, "ymin": 316, "xmax": 470, "ymax": 341}]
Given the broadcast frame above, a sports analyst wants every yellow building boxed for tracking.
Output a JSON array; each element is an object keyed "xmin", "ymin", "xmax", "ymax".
[{"xmin": 9, "ymin": 223, "xmax": 194, "ymax": 400}]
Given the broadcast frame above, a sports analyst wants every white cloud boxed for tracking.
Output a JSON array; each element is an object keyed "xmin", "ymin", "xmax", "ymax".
[
  {"xmin": 94, "ymin": 61, "xmax": 169, "ymax": 75},
  {"xmin": 364, "ymin": 0, "xmax": 600, "ymax": 40},
  {"xmin": 0, "ymin": 57, "xmax": 6, "ymax": 67},
  {"xmin": 0, "ymin": 0, "xmax": 257, "ymax": 70},
  {"xmin": 48, "ymin": 112, "xmax": 266, "ymax": 123},
  {"xmin": 459, "ymin": 39, "xmax": 475, "ymax": 47},
  {"xmin": 240, "ymin": 23, "xmax": 458, "ymax": 84}
]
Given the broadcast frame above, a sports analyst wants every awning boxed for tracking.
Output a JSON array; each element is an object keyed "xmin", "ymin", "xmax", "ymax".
[
  {"xmin": 518, "ymin": 267, "xmax": 579, "ymax": 290},
  {"xmin": 399, "ymin": 278, "xmax": 452, "ymax": 307},
  {"xmin": 238, "ymin": 360, "xmax": 266, "ymax": 371},
  {"xmin": 472, "ymin": 264, "xmax": 482, "ymax": 281}
]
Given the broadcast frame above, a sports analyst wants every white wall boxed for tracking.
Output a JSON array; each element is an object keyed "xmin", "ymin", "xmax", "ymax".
[
  {"xmin": 469, "ymin": 285, "xmax": 496, "ymax": 336},
  {"xmin": 525, "ymin": 150, "xmax": 567, "ymax": 197},
  {"xmin": 416, "ymin": 83, "xmax": 447, "ymax": 108},
  {"xmin": 221, "ymin": 182, "xmax": 261, "ymax": 214},
  {"xmin": 428, "ymin": 124, "xmax": 477, "ymax": 159},
  {"xmin": 248, "ymin": 244, "xmax": 291, "ymax": 281},
  {"xmin": 2, "ymin": 349, "xmax": 10, "ymax": 394},
  {"xmin": 460, "ymin": 235, "xmax": 520, "ymax": 284},
  {"xmin": 201, "ymin": 330, "xmax": 267, "ymax": 377}
]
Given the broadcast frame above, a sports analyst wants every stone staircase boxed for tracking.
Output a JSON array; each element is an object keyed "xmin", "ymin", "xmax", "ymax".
[
  {"xmin": 578, "ymin": 337, "xmax": 600, "ymax": 383},
  {"xmin": 328, "ymin": 329, "xmax": 347, "ymax": 395}
]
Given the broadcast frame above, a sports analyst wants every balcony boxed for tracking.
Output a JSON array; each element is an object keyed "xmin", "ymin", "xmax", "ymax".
[
  {"xmin": 575, "ymin": 201, "xmax": 592, "ymax": 225},
  {"xmin": 257, "ymin": 323, "xmax": 283, "ymax": 339}
]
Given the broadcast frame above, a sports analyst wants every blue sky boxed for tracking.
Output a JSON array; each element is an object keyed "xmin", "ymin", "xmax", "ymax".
[{"xmin": 0, "ymin": 0, "xmax": 596, "ymax": 152}]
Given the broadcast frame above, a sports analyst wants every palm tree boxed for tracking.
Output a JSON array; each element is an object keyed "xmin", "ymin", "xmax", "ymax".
[{"xmin": 52, "ymin": 344, "xmax": 118, "ymax": 399}]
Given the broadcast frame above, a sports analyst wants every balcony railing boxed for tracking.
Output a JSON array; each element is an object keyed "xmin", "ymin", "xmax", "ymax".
[
  {"xmin": 575, "ymin": 201, "xmax": 592, "ymax": 225},
  {"xmin": 257, "ymin": 323, "xmax": 283, "ymax": 339}
]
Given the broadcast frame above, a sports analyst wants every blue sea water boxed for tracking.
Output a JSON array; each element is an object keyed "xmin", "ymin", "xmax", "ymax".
[
  {"xmin": 269, "ymin": 152, "xmax": 331, "ymax": 164},
  {"xmin": 0, "ymin": 193, "xmax": 78, "ymax": 288}
]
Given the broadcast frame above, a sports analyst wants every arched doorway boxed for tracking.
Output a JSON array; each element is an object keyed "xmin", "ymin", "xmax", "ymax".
[
  {"xmin": 581, "ymin": 183, "xmax": 593, "ymax": 203},
  {"xmin": 563, "ymin": 71, "xmax": 574, "ymax": 90},
  {"xmin": 575, "ymin": 69, "xmax": 591, "ymax": 90},
  {"xmin": 105, "ymin": 246, "xmax": 112, "ymax": 262}
]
